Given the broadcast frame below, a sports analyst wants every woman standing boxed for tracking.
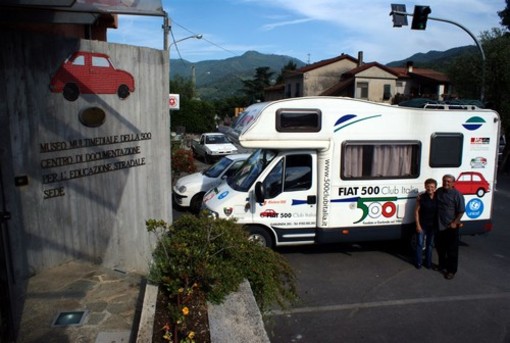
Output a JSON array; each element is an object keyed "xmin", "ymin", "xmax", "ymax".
[{"xmin": 414, "ymin": 178, "xmax": 438, "ymax": 269}]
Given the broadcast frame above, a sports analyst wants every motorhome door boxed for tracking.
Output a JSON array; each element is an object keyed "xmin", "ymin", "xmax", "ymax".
[{"xmin": 254, "ymin": 152, "xmax": 317, "ymax": 230}]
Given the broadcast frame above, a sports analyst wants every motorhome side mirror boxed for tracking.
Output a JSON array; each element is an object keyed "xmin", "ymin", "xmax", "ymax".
[{"xmin": 255, "ymin": 181, "xmax": 265, "ymax": 203}]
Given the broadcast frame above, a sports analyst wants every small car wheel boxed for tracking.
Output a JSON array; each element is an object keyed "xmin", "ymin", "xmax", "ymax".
[
  {"xmin": 246, "ymin": 226, "xmax": 273, "ymax": 248},
  {"xmin": 63, "ymin": 83, "xmax": 79, "ymax": 101},
  {"xmin": 117, "ymin": 84, "xmax": 130, "ymax": 99},
  {"xmin": 476, "ymin": 188, "xmax": 486, "ymax": 197},
  {"xmin": 190, "ymin": 193, "xmax": 205, "ymax": 214}
]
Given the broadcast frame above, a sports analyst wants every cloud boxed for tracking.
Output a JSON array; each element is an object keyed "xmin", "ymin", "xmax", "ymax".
[
  {"xmin": 262, "ymin": 18, "xmax": 315, "ymax": 31},
  {"xmin": 251, "ymin": 0, "xmax": 502, "ymax": 63}
]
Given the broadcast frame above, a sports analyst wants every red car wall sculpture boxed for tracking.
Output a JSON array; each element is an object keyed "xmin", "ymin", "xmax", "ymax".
[{"xmin": 50, "ymin": 51, "xmax": 135, "ymax": 101}]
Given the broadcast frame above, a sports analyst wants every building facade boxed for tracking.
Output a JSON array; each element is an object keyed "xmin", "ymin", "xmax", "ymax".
[{"xmin": 265, "ymin": 52, "xmax": 451, "ymax": 104}]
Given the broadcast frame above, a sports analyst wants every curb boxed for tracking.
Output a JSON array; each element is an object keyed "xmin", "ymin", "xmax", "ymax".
[
  {"xmin": 208, "ymin": 280, "xmax": 270, "ymax": 343},
  {"xmin": 136, "ymin": 280, "xmax": 269, "ymax": 343},
  {"xmin": 136, "ymin": 283, "xmax": 158, "ymax": 343}
]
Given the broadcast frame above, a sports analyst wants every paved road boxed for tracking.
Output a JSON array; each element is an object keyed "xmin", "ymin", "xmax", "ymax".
[{"xmin": 264, "ymin": 174, "xmax": 510, "ymax": 343}]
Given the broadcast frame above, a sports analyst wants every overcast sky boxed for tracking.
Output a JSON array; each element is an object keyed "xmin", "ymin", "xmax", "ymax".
[{"xmin": 108, "ymin": 0, "xmax": 505, "ymax": 64}]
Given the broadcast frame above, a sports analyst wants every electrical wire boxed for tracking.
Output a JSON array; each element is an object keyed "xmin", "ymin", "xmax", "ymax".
[
  {"xmin": 169, "ymin": 28, "xmax": 188, "ymax": 69},
  {"xmin": 171, "ymin": 18, "xmax": 239, "ymax": 57}
]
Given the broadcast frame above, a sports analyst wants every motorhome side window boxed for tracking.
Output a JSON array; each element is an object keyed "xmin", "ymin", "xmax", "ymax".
[
  {"xmin": 429, "ymin": 133, "xmax": 463, "ymax": 167},
  {"xmin": 263, "ymin": 154, "xmax": 312, "ymax": 198},
  {"xmin": 276, "ymin": 109, "xmax": 321, "ymax": 132},
  {"xmin": 341, "ymin": 141, "xmax": 420, "ymax": 179}
]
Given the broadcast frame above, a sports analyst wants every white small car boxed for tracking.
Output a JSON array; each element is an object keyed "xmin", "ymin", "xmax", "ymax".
[{"xmin": 173, "ymin": 153, "xmax": 250, "ymax": 213}]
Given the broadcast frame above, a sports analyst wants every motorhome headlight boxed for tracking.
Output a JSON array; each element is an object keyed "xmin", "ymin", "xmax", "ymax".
[
  {"xmin": 177, "ymin": 185, "xmax": 187, "ymax": 193},
  {"xmin": 223, "ymin": 207, "xmax": 233, "ymax": 216}
]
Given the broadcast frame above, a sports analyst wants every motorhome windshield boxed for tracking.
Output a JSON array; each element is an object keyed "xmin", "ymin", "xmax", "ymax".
[{"xmin": 228, "ymin": 149, "xmax": 277, "ymax": 192}]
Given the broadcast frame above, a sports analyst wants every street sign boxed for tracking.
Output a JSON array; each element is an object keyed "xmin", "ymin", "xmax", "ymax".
[
  {"xmin": 390, "ymin": 4, "xmax": 408, "ymax": 27},
  {"xmin": 169, "ymin": 94, "xmax": 180, "ymax": 110}
]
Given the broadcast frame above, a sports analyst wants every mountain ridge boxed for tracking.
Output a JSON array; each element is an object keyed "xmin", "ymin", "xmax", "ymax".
[
  {"xmin": 170, "ymin": 50, "xmax": 306, "ymax": 99},
  {"xmin": 386, "ymin": 45, "xmax": 477, "ymax": 69}
]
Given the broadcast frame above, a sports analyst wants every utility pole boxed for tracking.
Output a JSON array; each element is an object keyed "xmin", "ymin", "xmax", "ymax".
[
  {"xmin": 163, "ymin": 11, "xmax": 170, "ymax": 51},
  {"xmin": 191, "ymin": 65, "xmax": 196, "ymax": 99}
]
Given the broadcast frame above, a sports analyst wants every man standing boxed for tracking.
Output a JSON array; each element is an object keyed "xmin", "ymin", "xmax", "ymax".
[{"xmin": 436, "ymin": 174, "xmax": 465, "ymax": 280}]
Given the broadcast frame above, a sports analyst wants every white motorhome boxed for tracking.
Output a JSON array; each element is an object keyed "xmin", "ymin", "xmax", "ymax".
[{"xmin": 203, "ymin": 97, "xmax": 500, "ymax": 248}]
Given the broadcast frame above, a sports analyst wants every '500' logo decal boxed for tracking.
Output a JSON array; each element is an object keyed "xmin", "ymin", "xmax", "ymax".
[
  {"xmin": 354, "ymin": 197, "xmax": 398, "ymax": 223},
  {"xmin": 333, "ymin": 195, "xmax": 415, "ymax": 224}
]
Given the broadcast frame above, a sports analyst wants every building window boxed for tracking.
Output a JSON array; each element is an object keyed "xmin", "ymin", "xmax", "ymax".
[
  {"xmin": 295, "ymin": 83, "xmax": 301, "ymax": 97},
  {"xmin": 357, "ymin": 82, "xmax": 369, "ymax": 99},
  {"xmin": 341, "ymin": 141, "xmax": 421, "ymax": 179},
  {"xmin": 286, "ymin": 84, "xmax": 291, "ymax": 98},
  {"xmin": 383, "ymin": 84, "xmax": 392, "ymax": 100},
  {"xmin": 429, "ymin": 133, "xmax": 463, "ymax": 167}
]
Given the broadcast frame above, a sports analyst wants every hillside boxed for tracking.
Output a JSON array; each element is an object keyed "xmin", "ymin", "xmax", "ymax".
[{"xmin": 170, "ymin": 51, "xmax": 305, "ymax": 100}]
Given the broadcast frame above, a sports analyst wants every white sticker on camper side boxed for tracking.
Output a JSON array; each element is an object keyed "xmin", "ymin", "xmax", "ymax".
[{"xmin": 320, "ymin": 159, "xmax": 331, "ymax": 226}]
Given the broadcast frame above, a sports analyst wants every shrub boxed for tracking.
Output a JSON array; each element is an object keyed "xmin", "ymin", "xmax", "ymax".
[
  {"xmin": 147, "ymin": 215, "xmax": 298, "ymax": 312},
  {"xmin": 171, "ymin": 148, "xmax": 196, "ymax": 175}
]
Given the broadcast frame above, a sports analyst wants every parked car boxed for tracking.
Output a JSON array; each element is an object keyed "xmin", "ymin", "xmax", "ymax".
[
  {"xmin": 173, "ymin": 153, "xmax": 250, "ymax": 213},
  {"xmin": 191, "ymin": 133, "xmax": 238, "ymax": 164},
  {"xmin": 50, "ymin": 51, "xmax": 135, "ymax": 101},
  {"xmin": 455, "ymin": 171, "xmax": 490, "ymax": 197}
]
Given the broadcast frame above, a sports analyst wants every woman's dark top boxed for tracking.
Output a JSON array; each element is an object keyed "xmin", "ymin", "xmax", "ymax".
[{"xmin": 418, "ymin": 192, "xmax": 438, "ymax": 231}]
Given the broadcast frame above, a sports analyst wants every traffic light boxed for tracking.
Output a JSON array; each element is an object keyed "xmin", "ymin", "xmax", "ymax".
[{"xmin": 411, "ymin": 5, "xmax": 431, "ymax": 30}]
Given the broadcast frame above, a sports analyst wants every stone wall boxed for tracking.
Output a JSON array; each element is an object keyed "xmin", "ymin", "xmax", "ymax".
[{"xmin": 0, "ymin": 29, "xmax": 171, "ymax": 282}]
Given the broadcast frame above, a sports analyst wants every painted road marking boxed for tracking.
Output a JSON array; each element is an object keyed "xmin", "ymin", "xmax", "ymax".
[{"xmin": 268, "ymin": 292, "xmax": 510, "ymax": 316}]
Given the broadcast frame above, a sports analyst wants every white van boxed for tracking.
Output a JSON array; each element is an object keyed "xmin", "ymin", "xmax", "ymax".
[{"xmin": 203, "ymin": 97, "xmax": 500, "ymax": 248}]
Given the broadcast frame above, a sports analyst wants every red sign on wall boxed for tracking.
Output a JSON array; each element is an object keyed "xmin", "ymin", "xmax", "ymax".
[{"xmin": 169, "ymin": 94, "xmax": 180, "ymax": 110}]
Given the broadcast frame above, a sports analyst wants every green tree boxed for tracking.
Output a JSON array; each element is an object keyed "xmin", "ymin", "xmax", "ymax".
[
  {"xmin": 212, "ymin": 95, "xmax": 250, "ymax": 124},
  {"xmin": 171, "ymin": 99, "xmax": 216, "ymax": 133},
  {"xmin": 170, "ymin": 75, "xmax": 216, "ymax": 133},
  {"xmin": 446, "ymin": 2, "xmax": 510, "ymax": 169},
  {"xmin": 447, "ymin": 28, "xmax": 510, "ymax": 136},
  {"xmin": 170, "ymin": 75, "xmax": 194, "ymax": 99},
  {"xmin": 241, "ymin": 66, "xmax": 274, "ymax": 103},
  {"xmin": 446, "ymin": 50, "xmax": 481, "ymax": 99},
  {"xmin": 275, "ymin": 60, "xmax": 298, "ymax": 84},
  {"xmin": 479, "ymin": 29, "xmax": 510, "ymax": 138},
  {"xmin": 498, "ymin": 0, "xmax": 510, "ymax": 31}
]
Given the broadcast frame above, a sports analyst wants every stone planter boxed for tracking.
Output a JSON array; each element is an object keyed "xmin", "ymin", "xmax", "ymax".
[{"xmin": 136, "ymin": 280, "xmax": 270, "ymax": 343}]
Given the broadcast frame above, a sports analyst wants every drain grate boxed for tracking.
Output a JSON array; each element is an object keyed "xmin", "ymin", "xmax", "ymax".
[{"xmin": 51, "ymin": 310, "xmax": 89, "ymax": 327}]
